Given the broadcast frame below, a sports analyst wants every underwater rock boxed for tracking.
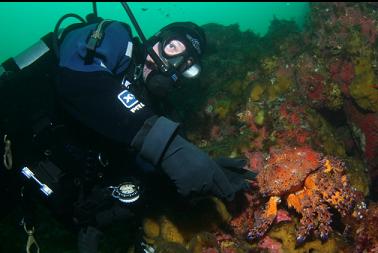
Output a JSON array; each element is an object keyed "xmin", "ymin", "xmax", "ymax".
[
  {"xmin": 334, "ymin": 126, "xmax": 357, "ymax": 155},
  {"xmin": 295, "ymin": 53, "xmax": 327, "ymax": 108},
  {"xmin": 254, "ymin": 110, "xmax": 265, "ymax": 126},
  {"xmin": 269, "ymin": 100, "xmax": 347, "ymax": 157},
  {"xmin": 328, "ymin": 58, "xmax": 355, "ymax": 97},
  {"xmin": 143, "ymin": 217, "xmax": 161, "ymax": 244},
  {"xmin": 249, "ymin": 84, "xmax": 265, "ymax": 102},
  {"xmin": 296, "ymin": 2, "xmax": 378, "ymax": 114},
  {"xmin": 348, "ymin": 202, "xmax": 378, "ymax": 253},
  {"xmin": 261, "ymin": 17, "xmax": 302, "ymax": 57},
  {"xmin": 349, "ymin": 53, "xmax": 378, "ymax": 112},
  {"xmin": 153, "ymin": 240, "xmax": 190, "ymax": 253},
  {"xmin": 268, "ymin": 221, "xmax": 351, "ymax": 253},
  {"xmin": 235, "ymin": 109, "xmax": 269, "ymax": 152},
  {"xmin": 228, "ymin": 191, "xmax": 259, "ymax": 238},
  {"xmin": 345, "ymin": 158, "xmax": 370, "ymax": 197},
  {"xmin": 187, "ymin": 232, "xmax": 220, "ymax": 253},
  {"xmin": 295, "ymin": 53, "xmax": 345, "ymax": 111},
  {"xmin": 159, "ymin": 216, "xmax": 185, "ymax": 244},
  {"xmin": 257, "ymin": 235, "xmax": 283, "ymax": 253},
  {"xmin": 309, "ymin": 3, "xmax": 377, "ymax": 53},
  {"xmin": 141, "ymin": 196, "xmax": 234, "ymax": 251},
  {"xmin": 344, "ymin": 99, "xmax": 378, "ymax": 196},
  {"xmin": 273, "ymin": 101, "xmax": 314, "ymax": 147},
  {"xmin": 178, "ymin": 4, "xmax": 376, "ymax": 251},
  {"xmin": 261, "ymin": 56, "xmax": 279, "ymax": 75}
]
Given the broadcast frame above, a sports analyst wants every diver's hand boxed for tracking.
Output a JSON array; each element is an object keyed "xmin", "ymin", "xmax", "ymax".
[
  {"xmin": 214, "ymin": 157, "xmax": 257, "ymax": 181},
  {"xmin": 215, "ymin": 157, "xmax": 247, "ymax": 170},
  {"xmin": 132, "ymin": 116, "xmax": 249, "ymax": 201}
]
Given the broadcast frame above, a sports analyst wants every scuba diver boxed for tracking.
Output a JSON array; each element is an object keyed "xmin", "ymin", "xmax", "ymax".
[{"xmin": 0, "ymin": 3, "xmax": 254, "ymax": 253}]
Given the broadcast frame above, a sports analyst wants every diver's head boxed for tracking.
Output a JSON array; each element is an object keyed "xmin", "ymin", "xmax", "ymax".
[{"xmin": 143, "ymin": 22, "xmax": 206, "ymax": 98}]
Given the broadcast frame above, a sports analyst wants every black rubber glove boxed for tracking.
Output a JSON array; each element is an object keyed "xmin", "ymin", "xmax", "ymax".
[
  {"xmin": 132, "ymin": 116, "xmax": 249, "ymax": 201},
  {"xmin": 214, "ymin": 157, "xmax": 257, "ymax": 182},
  {"xmin": 162, "ymin": 135, "xmax": 250, "ymax": 200}
]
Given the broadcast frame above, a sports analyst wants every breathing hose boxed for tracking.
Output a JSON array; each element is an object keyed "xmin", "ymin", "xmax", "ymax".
[{"xmin": 53, "ymin": 13, "xmax": 86, "ymax": 60}]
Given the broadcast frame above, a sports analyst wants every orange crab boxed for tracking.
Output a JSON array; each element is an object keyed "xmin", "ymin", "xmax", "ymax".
[{"xmin": 247, "ymin": 146, "xmax": 365, "ymax": 244}]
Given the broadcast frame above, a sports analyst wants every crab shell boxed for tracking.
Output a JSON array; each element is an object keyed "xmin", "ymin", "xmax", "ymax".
[{"xmin": 257, "ymin": 146, "xmax": 322, "ymax": 197}]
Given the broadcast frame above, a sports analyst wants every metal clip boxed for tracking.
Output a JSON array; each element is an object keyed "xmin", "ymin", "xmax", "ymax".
[
  {"xmin": 24, "ymin": 224, "xmax": 40, "ymax": 253},
  {"xmin": 133, "ymin": 64, "xmax": 142, "ymax": 81},
  {"xmin": 91, "ymin": 30, "xmax": 103, "ymax": 40},
  {"xmin": 98, "ymin": 152, "xmax": 109, "ymax": 167},
  {"xmin": 3, "ymin": 134, "xmax": 13, "ymax": 170}
]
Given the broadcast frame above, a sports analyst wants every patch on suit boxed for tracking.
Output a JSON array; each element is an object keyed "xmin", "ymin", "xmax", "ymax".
[{"xmin": 117, "ymin": 90, "xmax": 145, "ymax": 113}]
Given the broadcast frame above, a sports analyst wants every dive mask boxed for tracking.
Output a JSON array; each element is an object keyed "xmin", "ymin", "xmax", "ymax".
[
  {"xmin": 159, "ymin": 37, "xmax": 201, "ymax": 79},
  {"xmin": 146, "ymin": 22, "xmax": 205, "ymax": 81}
]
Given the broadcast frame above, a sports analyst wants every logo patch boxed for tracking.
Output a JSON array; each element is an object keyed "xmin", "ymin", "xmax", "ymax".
[
  {"xmin": 118, "ymin": 90, "xmax": 146, "ymax": 113},
  {"xmin": 186, "ymin": 34, "xmax": 201, "ymax": 55},
  {"xmin": 118, "ymin": 90, "xmax": 139, "ymax": 109}
]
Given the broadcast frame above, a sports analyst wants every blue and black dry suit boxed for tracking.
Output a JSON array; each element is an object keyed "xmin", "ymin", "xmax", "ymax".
[{"xmin": 56, "ymin": 20, "xmax": 249, "ymax": 207}]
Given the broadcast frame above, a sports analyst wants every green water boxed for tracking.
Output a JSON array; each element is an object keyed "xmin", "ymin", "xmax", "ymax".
[{"xmin": 0, "ymin": 2, "xmax": 309, "ymax": 63}]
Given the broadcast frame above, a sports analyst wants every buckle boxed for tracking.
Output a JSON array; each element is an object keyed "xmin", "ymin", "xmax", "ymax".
[{"xmin": 133, "ymin": 64, "xmax": 142, "ymax": 81}]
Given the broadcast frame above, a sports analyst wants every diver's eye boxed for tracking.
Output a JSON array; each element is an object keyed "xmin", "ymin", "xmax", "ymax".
[
  {"xmin": 164, "ymin": 40, "xmax": 186, "ymax": 56},
  {"xmin": 168, "ymin": 43, "xmax": 176, "ymax": 50}
]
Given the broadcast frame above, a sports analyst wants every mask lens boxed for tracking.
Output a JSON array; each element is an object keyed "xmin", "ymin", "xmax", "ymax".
[{"xmin": 163, "ymin": 40, "xmax": 186, "ymax": 57}]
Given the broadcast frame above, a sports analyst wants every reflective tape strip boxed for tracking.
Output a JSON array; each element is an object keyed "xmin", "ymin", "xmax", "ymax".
[
  {"xmin": 21, "ymin": 167, "xmax": 53, "ymax": 196},
  {"xmin": 3, "ymin": 135, "xmax": 12, "ymax": 170},
  {"xmin": 125, "ymin": 41, "xmax": 133, "ymax": 58},
  {"xmin": 13, "ymin": 40, "xmax": 49, "ymax": 70}
]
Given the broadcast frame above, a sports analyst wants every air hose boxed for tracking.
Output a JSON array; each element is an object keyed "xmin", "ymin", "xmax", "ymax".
[{"xmin": 53, "ymin": 13, "xmax": 86, "ymax": 61}]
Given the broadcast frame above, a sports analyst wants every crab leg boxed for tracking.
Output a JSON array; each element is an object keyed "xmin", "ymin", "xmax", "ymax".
[{"xmin": 247, "ymin": 196, "xmax": 280, "ymax": 241}]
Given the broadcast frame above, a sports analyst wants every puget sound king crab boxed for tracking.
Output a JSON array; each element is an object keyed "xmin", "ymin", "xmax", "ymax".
[{"xmin": 247, "ymin": 146, "xmax": 366, "ymax": 244}]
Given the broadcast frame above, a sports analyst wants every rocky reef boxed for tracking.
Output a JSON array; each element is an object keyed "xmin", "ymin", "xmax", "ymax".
[{"xmin": 161, "ymin": 2, "xmax": 378, "ymax": 253}]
